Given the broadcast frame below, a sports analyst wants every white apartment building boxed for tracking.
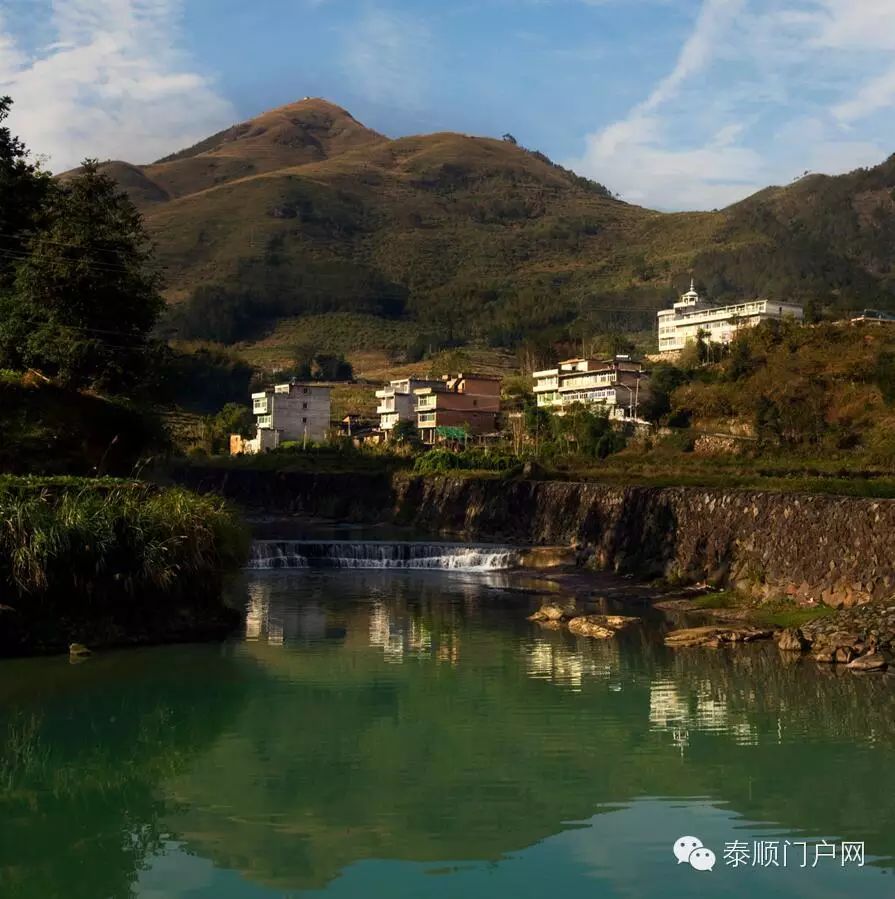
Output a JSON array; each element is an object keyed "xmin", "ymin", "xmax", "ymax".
[
  {"xmin": 375, "ymin": 378, "xmax": 443, "ymax": 436},
  {"xmin": 657, "ymin": 280, "xmax": 804, "ymax": 353},
  {"xmin": 237, "ymin": 382, "xmax": 332, "ymax": 453},
  {"xmin": 533, "ymin": 356, "xmax": 649, "ymax": 419}
]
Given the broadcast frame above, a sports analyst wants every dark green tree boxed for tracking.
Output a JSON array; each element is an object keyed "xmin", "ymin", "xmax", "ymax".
[
  {"xmin": 640, "ymin": 363, "xmax": 689, "ymax": 422},
  {"xmin": 312, "ymin": 353, "xmax": 353, "ymax": 381},
  {"xmin": 0, "ymin": 160, "xmax": 163, "ymax": 389},
  {"xmin": 391, "ymin": 418, "xmax": 420, "ymax": 446},
  {"xmin": 0, "ymin": 96, "xmax": 53, "ymax": 288}
]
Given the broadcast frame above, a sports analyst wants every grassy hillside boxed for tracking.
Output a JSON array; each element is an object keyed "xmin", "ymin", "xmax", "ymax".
[{"xmin": 90, "ymin": 98, "xmax": 895, "ymax": 356}]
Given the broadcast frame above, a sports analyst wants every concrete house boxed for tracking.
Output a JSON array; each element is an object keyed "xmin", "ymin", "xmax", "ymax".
[
  {"xmin": 234, "ymin": 382, "xmax": 332, "ymax": 454},
  {"xmin": 413, "ymin": 374, "xmax": 502, "ymax": 445},
  {"xmin": 376, "ymin": 377, "xmax": 444, "ymax": 438},
  {"xmin": 657, "ymin": 280, "xmax": 804, "ymax": 354},
  {"xmin": 533, "ymin": 356, "xmax": 649, "ymax": 419}
]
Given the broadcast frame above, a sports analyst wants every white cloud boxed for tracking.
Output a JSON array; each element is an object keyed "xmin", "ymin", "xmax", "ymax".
[
  {"xmin": 833, "ymin": 65, "xmax": 895, "ymax": 123},
  {"xmin": 342, "ymin": 8, "xmax": 431, "ymax": 109},
  {"xmin": 0, "ymin": 0, "xmax": 236, "ymax": 172},
  {"xmin": 568, "ymin": 0, "xmax": 895, "ymax": 210},
  {"xmin": 638, "ymin": 0, "xmax": 746, "ymax": 114}
]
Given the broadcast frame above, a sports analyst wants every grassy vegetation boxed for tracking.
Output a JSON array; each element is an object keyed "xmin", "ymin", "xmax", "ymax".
[
  {"xmin": 237, "ymin": 313, "xmax": 421, "ymax": 372},
  {"xmin": 550, "ymin": 453, "xmax": 895, "ymax": 498},
  {"xmin": 413, "ymin": 448, "xmax": 521, "ymax": 476},
  {"xmin": 691, "ymin": 591, "xmax": 738, "ymax": 610},
  {"xmin": 189, "ymin": 442, "xmax": 411, "ymax": 475},
  {"xmin": 688, "ymin": 589, "xmax": 837, "ymax": 629},
  {"xmin": 752, "ymin": 603, "xmax": 837, "ymax": 630},
  {"xmin": 0, "ymin": 478, "xmax": 248, "ymax": 609}
]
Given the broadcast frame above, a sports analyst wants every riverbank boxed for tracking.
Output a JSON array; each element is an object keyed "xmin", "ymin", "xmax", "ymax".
[
  {"xmin": 173, "ymin": 467, "xmax": 895, "ymax": 608},
  {"xmin": 0, "ymin": 478, "xmax": 249, "ymax": 656}
]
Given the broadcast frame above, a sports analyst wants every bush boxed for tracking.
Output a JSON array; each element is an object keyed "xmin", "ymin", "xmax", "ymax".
[
  {"xmin": 413, "ymin": 448, "xmax": 520, "ymax": 475},
  {"xmin": 0, "ymin": 481, "xmax": 248, "ymax": 605}
]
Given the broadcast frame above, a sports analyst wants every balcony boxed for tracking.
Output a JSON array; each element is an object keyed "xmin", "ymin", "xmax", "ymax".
[
  {"xmin": 533, "ymin": 378, "xmax": 559, "ymax": 392},
  {"xmin": 418, "ymin": 412, "xmax": 437, "ymax": 425},
  {"xmin": 377, "ymin": 403, "xmax": 395, "ymax": 415},
  {"xmin": 416, "ymin": 397, "xmax": 436, "ymax": 411}
]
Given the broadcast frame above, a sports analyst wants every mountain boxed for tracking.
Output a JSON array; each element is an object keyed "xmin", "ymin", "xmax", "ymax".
[{"xmin": 88, "ymin": 98, "xmax": 895, "ymax": 352}]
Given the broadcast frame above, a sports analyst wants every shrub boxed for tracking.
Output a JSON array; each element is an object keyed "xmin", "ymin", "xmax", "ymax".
[
  {"xmin": 413, "ymin": 448, "xmax": 520, "ymax": 475},
  {"xmin": 0, "ymin": 481, "xmax": 248, "ymax": 606}
]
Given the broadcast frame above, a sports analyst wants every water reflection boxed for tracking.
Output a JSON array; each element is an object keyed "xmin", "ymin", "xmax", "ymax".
[
  {"xmin": 2, "ymin": 570, "xmax": 895, "ymax": 898},
  {"xmin": 524, "ymin": 635, "xmax": 620, "ymax": 691}
]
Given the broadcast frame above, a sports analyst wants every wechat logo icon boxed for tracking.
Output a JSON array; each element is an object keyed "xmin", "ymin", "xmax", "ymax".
[{"xmin": 674, "ymin": 836, "xmax": 716, "ymax": 871}]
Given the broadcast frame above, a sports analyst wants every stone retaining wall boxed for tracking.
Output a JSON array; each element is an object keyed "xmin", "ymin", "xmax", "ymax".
[{"xmin": 177, "ymin": 468, "xmax": 895, "ymax": 608}]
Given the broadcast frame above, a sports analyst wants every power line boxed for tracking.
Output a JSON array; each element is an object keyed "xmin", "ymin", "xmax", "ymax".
[
  {"xmin": 0, "ymin": 246, "xmax": 139, "ymax": 275},
  {"xmin": 0, "ymin": 231, "xmax": 147, "ymax": 262}
]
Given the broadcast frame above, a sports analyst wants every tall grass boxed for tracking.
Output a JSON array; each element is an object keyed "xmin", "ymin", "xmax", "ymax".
[{"xmin": 0, "ymin": 481, "xmax": 248, "ymax": 606}]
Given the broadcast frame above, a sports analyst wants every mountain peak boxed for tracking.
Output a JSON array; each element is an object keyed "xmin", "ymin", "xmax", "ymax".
[{"xmin": 152, "ymin": 97, "xmax": 385, "ymax": 169}]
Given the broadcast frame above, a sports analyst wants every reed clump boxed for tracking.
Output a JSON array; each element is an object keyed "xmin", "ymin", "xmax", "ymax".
[{"xmin": 0, "ymin": 480, "xmax": 248, "ymax": 608}]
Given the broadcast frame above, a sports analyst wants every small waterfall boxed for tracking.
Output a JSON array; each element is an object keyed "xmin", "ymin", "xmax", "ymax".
[{"xmin": 247, "ymin": 540, "xmax": 520, "ymax": 571}]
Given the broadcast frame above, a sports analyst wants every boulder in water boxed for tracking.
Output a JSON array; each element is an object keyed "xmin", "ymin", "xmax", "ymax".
[
  {"xmin": 528, "ymin": 602, "xmax": 575, "ymax": 622},
  {"xmin": 776, "ymin": 627, "xmax": 809, "ymax": 652},
  {"xmin": 567, "ymin": 614, "xmax": 639, "ymax": 639},
  {"xmin": 848, "ymin": 651, "xmax": 889, "ymax": 672},
  {"xmin": 665, "ymin": 626, "xmax": 772, "ymax": 648}
]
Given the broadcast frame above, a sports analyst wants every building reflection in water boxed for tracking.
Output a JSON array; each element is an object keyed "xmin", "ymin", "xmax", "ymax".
[
  {"xmin": 243, "ymin": 576, "xmax": 463, "ymax": 665},
  {"xmin": 650, "ymin": 678, "xmax": 758, "ymax": 755},
  {"xmin": 524, "ymin": 635, "xmax": 620, "ymax": 692},
  {"xmin": 244, "ymin": 581, "xmax": 330, "ymax": 646}
]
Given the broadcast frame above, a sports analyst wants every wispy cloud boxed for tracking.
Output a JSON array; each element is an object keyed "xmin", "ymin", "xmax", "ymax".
[
  {"xmin": 342, "ymin": 7, "xmax": 432, "ymax": 108},
  {"xmin": 568, "ymin": 0, "xmax": 895, "ymax": 210},
  {"xmin": 0, "ymin": 0, "xmax": 235, "ymax": 171}
]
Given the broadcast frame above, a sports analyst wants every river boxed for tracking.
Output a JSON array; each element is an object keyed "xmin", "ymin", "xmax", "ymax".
[{"xmin": 1, "ymin": 548, "xmax": 893, "ymax": 898}]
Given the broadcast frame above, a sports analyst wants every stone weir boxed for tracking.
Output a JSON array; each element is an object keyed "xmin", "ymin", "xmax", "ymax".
[{"xmin": 176, "ymin": 469, "xmax": 895, "ymax": 609}]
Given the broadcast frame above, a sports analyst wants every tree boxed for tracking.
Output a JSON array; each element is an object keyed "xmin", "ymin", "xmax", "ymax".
[
  {"xmin": 391, "ymin": 418, "xmax": 420, "ymax": 447},
  {"xmin": 198, "ymin": 402, "xmax": 256, "ymax": 455},
  {"xmin": 640, "ymin": 363, "xmax": 689, "ymax": 423},
  {"xmin": 0, "ymin": 96, "xmax": 53, "ymax": 288},
  {"xmin": 312, "ymin": 353, "xmax": 353, "ymax": 381},
  {"xmin": 0, "ymin": 160, "xmax": 164, "ymax": 390}
]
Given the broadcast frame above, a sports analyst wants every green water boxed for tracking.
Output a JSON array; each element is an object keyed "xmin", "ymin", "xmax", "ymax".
[{"xmin": 2, "ymin": 569, "xmax": 894, "ymax": 898}]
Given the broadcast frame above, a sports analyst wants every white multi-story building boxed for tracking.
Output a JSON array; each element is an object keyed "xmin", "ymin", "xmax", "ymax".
[
  {"xmin": 235, "ymin": 382, "xmax": 332, "ymax": 453},
  {"xmin": 533, "ymin": 356, "xmax": 649, "ymax": 419},
  {"xmin": 657, "ymin": 280, "xmax": 804, "ymax": 353},
  {"xmin": 375, "ymin": 378, "xmax": 443, "ymax": 437}
]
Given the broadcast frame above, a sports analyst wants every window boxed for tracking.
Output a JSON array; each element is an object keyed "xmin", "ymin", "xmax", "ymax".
[
  {"xmin": 303, "ymin": 387, "xmax": 310, "ymax": 395},
  {"xmin": 302, "ymin": 417, "xmax": 308, "ymax": 424},
  {"xmin": 257, "ymin": 415, "xmax": 272, "ymax": 429},
  {"xmin": 302, "ymin": 402, "xmax": 308, "ymax": 410}
]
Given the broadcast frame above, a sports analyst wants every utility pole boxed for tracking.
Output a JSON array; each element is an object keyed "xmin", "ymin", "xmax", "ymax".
[{"xmin": 634, "ymin": 371, "xmax": 641, "ymax": 421}]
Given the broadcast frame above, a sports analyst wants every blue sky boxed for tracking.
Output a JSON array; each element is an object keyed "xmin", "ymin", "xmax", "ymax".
[{"xmin": 2, "ymin": 0, "xmax": 895, "ymax": 210}]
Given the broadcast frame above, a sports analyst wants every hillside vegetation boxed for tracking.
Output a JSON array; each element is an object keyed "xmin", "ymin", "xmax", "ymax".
[{"xmin": 84, "ymin": 97, "xmax": 895, "ymax": 357}]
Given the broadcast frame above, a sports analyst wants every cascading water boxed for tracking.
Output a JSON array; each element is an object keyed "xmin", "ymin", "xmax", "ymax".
[{"xmin": 247, "ymin": 540, "xmax": 520, "ymax": 571}]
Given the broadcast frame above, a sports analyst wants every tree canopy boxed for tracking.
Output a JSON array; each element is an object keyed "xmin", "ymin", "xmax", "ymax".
[{"xmin": 0, "ymin": 141, "xmax": 164, "ymax": 390}]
